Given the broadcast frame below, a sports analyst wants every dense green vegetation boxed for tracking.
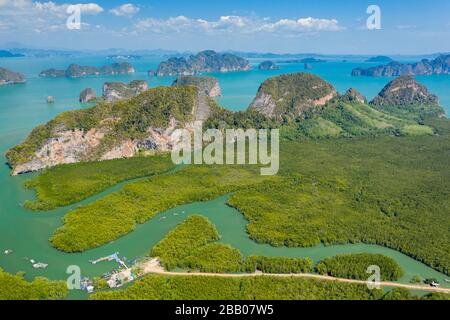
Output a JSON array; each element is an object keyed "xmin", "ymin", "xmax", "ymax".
[
  {"xmin": 381, "ymin": 288, "xmax": 415, "ymax": 300},
  {"xmin": 228, "ymin": 131, "xmax": 450, "ymax": 274},
  {"xmin": 316, "ymin": 254, "xmax": 404, "ymax": 281},
  {"xmin": 90, "ymin": 273, "xmax": 449, "ymax": 300},
  {"xmin": 151, "ymin": 215, "xmax": 220, "ymax": 270},
  {"xmin": 182, "ymin": 243, "xmax": 243, "ymax": 273},
  {"xmin": 6, "ymin": 86, "xmax": 201, "ymax": 168},
  {"xmin": 24, "ymin": 155, "xmax": 175, "ymax": 210},
  {"xmin": 151, "ymin": 216, "xmax": 243, "ymax": 273},
  {"xmin": 90, "ymin": 274, "xmax": 385, "ymax": 300},
  {"xmin": 279, "ymin": 98, "xmax": 434, "ymax": 140},
  {"xmin": 50, "ymin": 165, "xmax": 274, "ymax": 252},
  {"xmin": 206, "ymin": 94, "xmax": 435, "ymax": 140},
  {"xmin": 205, "ymin": 108, "xmax": 278, "ymax": 130},
  {"xmin": 0, "ymin": 268, "xmax": 68, "ymax": 300},
  {"xmin": 47, "ymin": 127, "xmax": 450, "ymax": 274},
  {"xmin": 382, "ymin": 289, "xmax": 449, "ymax": 301},
  {"xmin": 243, "ymin": 256, "xmax": 313, "ymax": 274}
]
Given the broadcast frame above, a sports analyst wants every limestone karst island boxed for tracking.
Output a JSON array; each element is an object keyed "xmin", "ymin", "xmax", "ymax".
[{"xmin": 0, "ymin": 0, "xmax": 449, "ymax": 310}]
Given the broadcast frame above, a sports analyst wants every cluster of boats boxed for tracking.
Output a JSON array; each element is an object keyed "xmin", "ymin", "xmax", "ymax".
[{"xmin": 4, "ymin": 249, "xmax": 48, "ymax": 269}]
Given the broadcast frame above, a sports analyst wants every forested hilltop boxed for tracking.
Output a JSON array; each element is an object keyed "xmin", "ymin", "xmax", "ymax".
[
  {"xmin": 6, "ymin": 85, "xmax": 215, "ymax": 175},
  {"xmin": 6, "ymin": 73, "xmax": 446, "ymax": 176}
]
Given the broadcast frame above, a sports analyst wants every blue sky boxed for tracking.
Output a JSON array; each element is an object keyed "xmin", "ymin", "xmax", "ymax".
[{"xmin": 0, "ymin": 0, "xmax": 449, "ymax": 54}]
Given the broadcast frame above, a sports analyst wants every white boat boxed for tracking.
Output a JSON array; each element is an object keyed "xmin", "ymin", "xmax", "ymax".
[
  {"xmin": 32, "ymin": 262, "xmax": 48, "ymax": 269},
  {"xmin": 430, "ymin": 281, "xmax": 440, "ymax": 287},
  {"xmin": 4, "ymin": 249, "xmax": 13, "ymax": 255}
]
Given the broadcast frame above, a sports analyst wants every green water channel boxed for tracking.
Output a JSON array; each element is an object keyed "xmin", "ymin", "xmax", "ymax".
[{"xmin": 0, "ymin": 167, "xmax": 448, "ymax": 298}]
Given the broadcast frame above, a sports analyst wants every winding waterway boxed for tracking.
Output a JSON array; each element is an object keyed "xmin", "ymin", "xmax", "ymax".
[
  {"xmin": 0, "ymin": 56, "xmax": 449, "ymax": 299},
  {"xmin": 0, "ymin": 168, "xmax": 448, "ymax": 294}
]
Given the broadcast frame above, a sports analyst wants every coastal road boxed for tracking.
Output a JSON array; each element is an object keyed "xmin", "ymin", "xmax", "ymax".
[{"xmin": 143, "ymin": 262, "xmax": 450, "ymax": 294}]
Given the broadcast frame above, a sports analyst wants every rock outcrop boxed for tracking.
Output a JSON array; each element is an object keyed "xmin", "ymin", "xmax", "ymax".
[
  {"xmin": 248, "ymin": 72, "xmax": 337, "ymax": 119},
  {"xmin": 172, "ymin": 76, "xmax": 221, "ymax": 97},
  {"xmin": 6, "ymin": 86, "xmax": 213, "ymax": 175},
  {"xmin": 39, "ymin": 63, "xmax": 135, "ymax": 78},
  {"xmin": 370, "ymin": 76, "xmax": 446, "ymax": 118},
  {"xmin": 0, "ymin": 67, "xmax": 25, "ymax": 85},
  {"xmin": 154, "ymin": 50, "xmax": 251, "ymax": 76},
  {"xmin": 79, "ymin": 88, "xmax": 96, "ymax": 103},
  {"xmin": 258, "ymin": 61, "xmax": 279, "ymax": 70},
  {"xmin": 102, "ymin": 80, "xmax": 148, "ymax": 102},
  {"xmin": 341, "ymin": 88, "xmax": 367, "ymax": 104},
  {"xmin": 352, "ymin": 54, "xmax": 450, "ymax": 77}
]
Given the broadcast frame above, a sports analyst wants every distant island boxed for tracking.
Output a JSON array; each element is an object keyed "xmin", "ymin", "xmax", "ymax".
[
  {"xmin": 352, "ymin": 54, "xmax": 449, "ymax": 77},
  {"xmin": 281, "ymin": 58, "xmax": 326, "ymax": 64},
  {"xmin": 108, "ymin": 55, "xmax": 141, "ymax": 60},
  {"xmin": 365, "ymin": 56, "xmax": 393, "ymax": 63},
  {"xmin": 0, "ymin": 67, "xmax": 25, "ymax": 85},
  {"xmin": 258, "ymin": 61, "xmax": 279, "ymax": 70},
  {"xmin": 39, "ymin": 63, "xmax": 135, "ymax": 78},
  {"xmin": 0, "ymin": 50, "xmax": 25, "ymax": 58},
  {"xmin": 149, "ymin": 50, "xmax": 251, "ymax": 76}
]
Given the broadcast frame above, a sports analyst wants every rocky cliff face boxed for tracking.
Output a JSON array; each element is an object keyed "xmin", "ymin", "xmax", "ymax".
[
  {"xmin": 39, "ymin": 63, "xmax": 135, "ymax": 78},
  {"xmin": 154, "ymin": 50, "xmax": 251, "ymax": 76},
  {"xmin": 7, "ymin": 86, "xmax": 213, "ymax": 175},
  {"xmin": 102, "ymin": 80, "xmax": 148, "ymax": 102},
  {"xmin": 342, "ymin": 88, "xmax": 367, "ymax": 104},
  {"xmin": 370, "ymin": 76, "xmax": 446, "ymax": 118},
  {"xmin": 248, "ymin": 72, "xmax": 337, "ymax": 119},
  {"xmin": 0, "ymin": 67, "xmax": 26, "ymax": 85},
  {"xmin": 352, "ymin": 54, "xmax": 450, "ymax": 77},
  {"xmin": 172, "ymin": 76, "xmax": 221, "ymax": 98},
  {"xmin": 79, "ymin": 88, "xmax": 97, "ymax": 103},
  {"xmin": 11, "ymin": 128, "xmax": 106, "ymax": 175}
]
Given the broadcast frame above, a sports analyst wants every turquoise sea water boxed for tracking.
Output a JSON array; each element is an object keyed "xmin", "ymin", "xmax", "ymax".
[{"xmin": 0, "ymin": 56, "xmax": 449, "ymax": 292}]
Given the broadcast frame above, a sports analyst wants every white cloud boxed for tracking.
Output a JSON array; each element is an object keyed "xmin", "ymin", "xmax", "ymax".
[
  {"xmin": 134, "ymin": 15, "xmax": 344, "ymax": 35},
  {"xmin": 0, "ymin": 1, "xmax": 103, "ymax": 33},
  {"xmin": 110, "ymin": 3, "xmax": 139, "ymax": 17},
  {"xmin": 261, "ymin": 17, "xmax": 342, "ymax": 32},
  {"xmin": 34, "ymin": 2, "xmax": 103, "ymax": 15}
]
